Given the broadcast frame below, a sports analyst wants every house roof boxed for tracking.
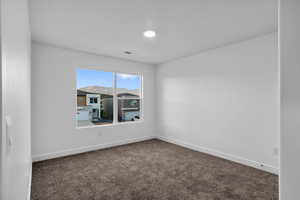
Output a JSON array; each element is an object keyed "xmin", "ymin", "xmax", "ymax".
[{"xmin": 77, "ymin": 86, "xmax": 140, "ymax": 97}]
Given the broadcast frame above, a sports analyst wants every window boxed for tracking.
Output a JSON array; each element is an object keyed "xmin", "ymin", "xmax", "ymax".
[
  {"xmin": 76, "ymin": 69, "xmax": 114, "ymax": 127},
  {"xmin": 76, "ymin": 69, "xmax": 142, "ymax": 127},
  {"xmin": 89, "ymin": 97, "xmax": 98, "ymax": 104},
  {"xmin": 117, "ymin": 73, "xmax": 141, "ymax": 122}
]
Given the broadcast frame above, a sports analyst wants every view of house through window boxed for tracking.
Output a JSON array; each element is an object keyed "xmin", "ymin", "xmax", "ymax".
[
  {"xmin": 76, "ymin": 69, "xmax": 142, "ymax": 127},
  {"xmin": 117, "ymin": 73, "xmax": 141, "ymax": 122}
]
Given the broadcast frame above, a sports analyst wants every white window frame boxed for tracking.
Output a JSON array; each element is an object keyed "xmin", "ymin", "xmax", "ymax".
[{"xmin": 76, "ymin": 69, "xmax": 143, "ymax": 129}]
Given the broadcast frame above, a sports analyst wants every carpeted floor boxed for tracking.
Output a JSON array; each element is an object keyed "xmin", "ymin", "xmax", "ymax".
[{"xmin": 31, "ymin": 139, "xmax": 278, "ymax": 200}]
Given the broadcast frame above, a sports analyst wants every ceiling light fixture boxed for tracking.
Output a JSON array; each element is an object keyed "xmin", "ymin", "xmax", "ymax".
[{"xmin": 143, "ymin": 30, "xmax": 156, "ymax": 38}]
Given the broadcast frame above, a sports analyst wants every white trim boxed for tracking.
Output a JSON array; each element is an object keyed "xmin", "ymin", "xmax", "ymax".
[
  {"xmin": 278, "ymin": 0, "xmax": 282, "ymax": 198},
  {"xmin": 75, "ymin": 119, "xmax": 144, "ymax": 129},
  {"xmin": 32, "ymin": 136, "xmax": 279, "ymax": 175},
  {"xmin": 113, "ymin": 72, "xmax": 118, "ymax": 124},
  {"xmin": 157, "ymin": 136, "xmax": 279, "ymax": 175},
  {"xmin": 26, "ymin": 163, "xmax": 32, "ymax": 200},
  {"xmin": 75, "ymin": 69, "xmax": 144, "ymax": 128},
  {"xmin": 32, "ymin": 136, "xmax": 155, "ymax": 162}
]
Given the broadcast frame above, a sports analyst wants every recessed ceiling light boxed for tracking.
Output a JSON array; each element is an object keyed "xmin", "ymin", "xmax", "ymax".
[
  {"xmin": 124, "ymin": 51, "xmax": 132, "ymax": 55},
  {"xmin": 143, "ymin": 30, "xmax": 156, "ymax": 38}
]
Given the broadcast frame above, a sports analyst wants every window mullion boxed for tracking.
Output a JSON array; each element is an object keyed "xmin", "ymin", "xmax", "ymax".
[
  {"xmin": 140, "ymin": 75, "xmax": 143, "ymax": 121},
  {"xmin": 113, "ymin": 72, "xmax": 118, "ymax": 124}
]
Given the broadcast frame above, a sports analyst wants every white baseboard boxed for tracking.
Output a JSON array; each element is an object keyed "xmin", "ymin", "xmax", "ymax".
[
  {"xmin": 32, "ymin": 136, "xmax": 155, "ymax": 162},
  {"xmin": 32, "ymin": 135, "xmax": 279, "ymax": 175},
  {"xmin": 158, "ymin": 136, "xmax": 279, "ymax": 175}
]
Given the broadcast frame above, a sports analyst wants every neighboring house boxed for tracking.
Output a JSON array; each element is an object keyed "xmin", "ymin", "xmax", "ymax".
[
  {"xmin": 77, "ymin": 90, "xmax": 104, "ymax": 122},
  {"xmin": 76, "ymin": 86, "xmax": 140, "ymax": 124},
  {"xmin": 118, "ymin": 93, "xmax": 140, "ymax": 121}
]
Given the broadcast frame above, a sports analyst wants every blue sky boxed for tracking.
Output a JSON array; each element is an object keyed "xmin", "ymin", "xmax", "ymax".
[{"xmin": 77, "ymin": 69, "xmax": 140, "ymax": 90}]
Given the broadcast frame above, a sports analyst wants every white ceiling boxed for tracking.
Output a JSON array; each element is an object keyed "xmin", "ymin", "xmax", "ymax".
[{"xmin": 29, "ymin": 0, "xmax": 278, "ymax": 64}]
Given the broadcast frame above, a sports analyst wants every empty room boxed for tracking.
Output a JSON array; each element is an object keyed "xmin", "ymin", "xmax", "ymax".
[{"xmin": 1, "ymin": 0, "xmax": 300, "ymax": 200}]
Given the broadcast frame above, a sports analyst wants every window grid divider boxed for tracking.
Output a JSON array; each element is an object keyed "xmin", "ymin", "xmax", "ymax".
[{"xmin": 113, "ymin": 72, "xmax": 118, "ymax": 124}]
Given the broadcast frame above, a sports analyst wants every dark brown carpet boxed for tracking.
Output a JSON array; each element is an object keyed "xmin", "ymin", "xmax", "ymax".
[{"xmin": 31, "ymin": 139, "xmax": 278, "ymax": 200}]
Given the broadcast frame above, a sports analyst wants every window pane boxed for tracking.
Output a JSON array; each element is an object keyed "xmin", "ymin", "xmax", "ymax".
[
  {"xmin": 76, "ymin": 69, "xmax": 113, "ymax": 127},
  {"xmin": 116, "ymin": 73, "xmax": 141, "ymax": 122}
]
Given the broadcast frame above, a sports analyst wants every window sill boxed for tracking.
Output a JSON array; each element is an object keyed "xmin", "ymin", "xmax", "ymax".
[{"xmin": 75, "ymin": 119, "xmax": 144, "ymax": 129}]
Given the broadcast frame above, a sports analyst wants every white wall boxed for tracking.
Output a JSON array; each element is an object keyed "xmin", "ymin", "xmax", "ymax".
[
  {"xmin": 31, "ymin": 42, "xmax": 156, "ymax": 161},
  {"xmin": 280, "ymin": 0, "xmax": 300, "ymax": 199},
  {"xmin": 0, "ymin": 0, "xmax": 32, "ymax": 199},
  {"xmin": 156, "ymin": 33, "xmax": 279, "ymax": 173}
]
